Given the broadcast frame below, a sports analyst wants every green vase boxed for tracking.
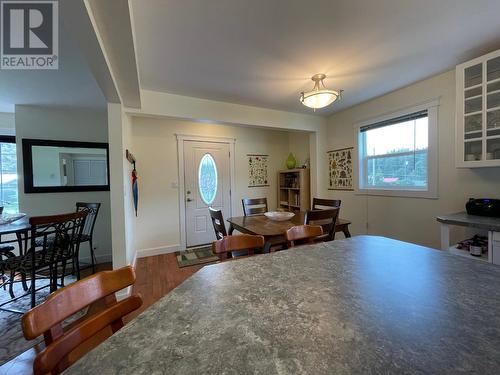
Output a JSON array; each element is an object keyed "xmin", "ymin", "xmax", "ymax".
[{"xmin": 286, "ymin": 153, "xmax": 297, "ymax": 169}]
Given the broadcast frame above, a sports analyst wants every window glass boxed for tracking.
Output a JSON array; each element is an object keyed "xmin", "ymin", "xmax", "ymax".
[
  {"xmin": 0, "ymin": 140, "xmax": 18, "ymax": 213},
  {"xmin": 198, "ymin": 153, "xmax": 217, "ymax": 204},
  {"xmin": 360, "ymin": 116, "xmax": 429, "ymax": 190}
]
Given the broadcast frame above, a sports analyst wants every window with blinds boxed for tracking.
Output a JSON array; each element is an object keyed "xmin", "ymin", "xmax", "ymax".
[{"xmin": 359, "ymin": 110, "xmax": 429, "ymax": 190}]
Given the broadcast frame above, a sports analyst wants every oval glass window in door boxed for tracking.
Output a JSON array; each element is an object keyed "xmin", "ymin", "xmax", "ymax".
[{"xmin": 198, "ymin": 153, "xmax": 218, "ymax": 205}]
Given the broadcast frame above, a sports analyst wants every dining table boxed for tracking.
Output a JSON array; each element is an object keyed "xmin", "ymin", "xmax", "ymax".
[
  {"xmin": 64, "ymin": 236, "xmax": 500, "ymax": 374},
  {"xmin": 227, "ymin": 211, "xmax": 351, "ymax": 252},
  {"xmin": 0, "ymin": 216, "xmax": 30, "ymax": 253}
]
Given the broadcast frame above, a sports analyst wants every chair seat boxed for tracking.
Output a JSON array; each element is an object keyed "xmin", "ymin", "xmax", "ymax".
[{"xmin": 3, "ymin": 248, "xmax": 72, "ymax": 271}]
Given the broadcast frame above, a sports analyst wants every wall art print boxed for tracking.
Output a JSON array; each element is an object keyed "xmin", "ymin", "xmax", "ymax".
[
  {"xmin": 328, "ymin": 147, "xmax": 353, "ymax": 191},
  {"xmin": 248, "ymin": 154, "xmax": 269, "ymax": 187}
]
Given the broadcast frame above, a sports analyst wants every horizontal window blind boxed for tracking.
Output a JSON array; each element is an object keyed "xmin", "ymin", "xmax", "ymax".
[{"xmin": 360, "ymin": 110, "xmax": 428, "ymax": 133}]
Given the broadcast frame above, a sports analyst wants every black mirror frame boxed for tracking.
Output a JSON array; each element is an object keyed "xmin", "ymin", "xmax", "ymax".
[{"xmin": 22, "ymin": 138, "xmax": 111, "ymax": 193}]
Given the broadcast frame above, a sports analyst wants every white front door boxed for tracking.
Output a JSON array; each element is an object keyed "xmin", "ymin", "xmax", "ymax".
[{"xmin": 184, "ymin": 140, "xmax": 231, "ymax": 247}]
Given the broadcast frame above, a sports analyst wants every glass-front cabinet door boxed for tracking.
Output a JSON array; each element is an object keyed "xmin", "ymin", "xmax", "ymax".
[{"xmin": 457, "ymin": 49, "xmax": 500, "ymax": 167}]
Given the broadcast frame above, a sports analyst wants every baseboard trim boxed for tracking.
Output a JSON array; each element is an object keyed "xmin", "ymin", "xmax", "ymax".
[{"xmin": 136, "ymin": 244, "xmax": 181, "ymax": 259}]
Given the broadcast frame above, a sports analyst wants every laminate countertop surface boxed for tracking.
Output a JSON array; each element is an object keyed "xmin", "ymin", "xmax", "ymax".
[
  {"xmin": 64, "ymin": 236, "xmax": 500, "ymax": 374},
  {"xmin": 437, "ymin": 211, "xmax": 500, "ymax": 231}
]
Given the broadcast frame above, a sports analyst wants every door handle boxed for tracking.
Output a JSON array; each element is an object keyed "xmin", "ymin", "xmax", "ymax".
[{"xmin": 186, "ymin": 198, "xmax": 193, "ymax": 202}]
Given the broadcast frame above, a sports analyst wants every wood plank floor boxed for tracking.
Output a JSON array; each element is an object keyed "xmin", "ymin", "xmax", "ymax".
[{"xmin": 0, "ymin": 254, "xmax": 202, "ymax": 375}]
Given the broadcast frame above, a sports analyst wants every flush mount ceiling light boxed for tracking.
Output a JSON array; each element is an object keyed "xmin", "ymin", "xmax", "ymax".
[{"xmin": 300, "ymin": 74, "xmax": 342, "ymax": 110}]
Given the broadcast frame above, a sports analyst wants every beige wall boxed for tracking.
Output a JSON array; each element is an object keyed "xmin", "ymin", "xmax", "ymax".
[
  {"xmin": 288, "ymin": 131, "xmax": 310, "ymax": 168},
  {"xmin": 322, "ymin": 70, "xmax": 500, "ymax": 248},
  {"xmin": 15, "ymin": 105, "xmax": 112, "ymax": 262},
  {"xmin": 130, "ymin": 116, "xmax": 308, "ymax": 253}
]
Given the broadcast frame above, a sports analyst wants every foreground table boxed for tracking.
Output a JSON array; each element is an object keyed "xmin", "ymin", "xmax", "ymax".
[
  {"xmin": 228, "ymin": 212, "xmax": 351, "ymax": 251},
  {"xmin": 65, "ymin": 236, "xmax": 500, "ymax": 374}
]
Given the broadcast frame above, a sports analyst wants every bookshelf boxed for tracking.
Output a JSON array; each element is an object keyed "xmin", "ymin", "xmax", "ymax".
[{"xmin": 278, "ymin": 169, "xmax": 310, "ymax": 212}]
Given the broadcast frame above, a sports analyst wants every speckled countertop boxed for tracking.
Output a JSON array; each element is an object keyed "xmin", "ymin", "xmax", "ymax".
[
  {"xmin": 437, "ymin": 211, "xmax": 500, "ymax": 231},
  {"xmin": 64, "ymin": 236, "xmax": 500, "ymax": 374}
]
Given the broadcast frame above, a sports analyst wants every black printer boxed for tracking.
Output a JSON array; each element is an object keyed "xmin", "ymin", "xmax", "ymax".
[{"xmin": 466, "ymin": 198, "xmax": 500, "ymax": 218}]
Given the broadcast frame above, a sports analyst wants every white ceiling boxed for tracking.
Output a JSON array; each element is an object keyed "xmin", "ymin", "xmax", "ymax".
[
  {"xmin": 0, "ymin": 23, "xmax": 106, "ymax": 113},
  {"xmin": 131, "ymin": 0, "xmax": 500, "ymax": 116}
]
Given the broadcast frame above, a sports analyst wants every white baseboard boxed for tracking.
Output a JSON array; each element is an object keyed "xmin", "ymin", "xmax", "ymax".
[{"xmin": 136, "ymin": 244, "xmax": 181, "ymax": 259}]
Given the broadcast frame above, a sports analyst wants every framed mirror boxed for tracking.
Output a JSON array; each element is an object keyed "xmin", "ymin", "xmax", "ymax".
[{"xmin": 22, "ymin": 139, "xmax": 110, "ymax": 193}]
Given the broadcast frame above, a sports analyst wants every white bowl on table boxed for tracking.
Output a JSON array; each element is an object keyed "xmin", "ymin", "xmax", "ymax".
[{"xmin": 264, "ymin": 211, "xmax": 295, "ymax": 222}]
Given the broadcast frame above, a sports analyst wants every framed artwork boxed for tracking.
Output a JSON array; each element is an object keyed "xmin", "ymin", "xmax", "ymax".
[
  {"xmin": 328, "ymin": 147, "xmax": 353, "ymax": 191},
  {"xmin": 248, "ymin": 154, "xmax": 269, "ymax": 187}
]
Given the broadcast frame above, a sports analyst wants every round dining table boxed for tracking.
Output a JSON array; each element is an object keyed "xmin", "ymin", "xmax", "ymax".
[{"xmin": 0, "ymin": 216, "xmax": 31, "ymax": 253}]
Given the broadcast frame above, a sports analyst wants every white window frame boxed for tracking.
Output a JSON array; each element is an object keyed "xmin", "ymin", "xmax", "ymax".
[{"xmin": 354, "ymin": 99, "xmax": 439, "ymax": 199}]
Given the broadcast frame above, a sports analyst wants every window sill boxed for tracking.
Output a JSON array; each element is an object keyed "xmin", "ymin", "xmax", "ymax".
[{"xmin": 356, "ymin": 188, "xmax": 438, "ymax": 199}]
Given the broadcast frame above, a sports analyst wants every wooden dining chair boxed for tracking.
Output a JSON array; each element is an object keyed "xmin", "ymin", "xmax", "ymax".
[
  {"xmin": 305, "ymin": 208, "xmax": 340, "ymax": 242},
  {"xmin": 242, "ymin": 198, "xmax": 268, "ymax": 216},
  {"xmin": 209, "ymin": 207, "xmax": 227, "ymax": 240},
  {"xmin": 312, "ymin": 198, "xmax": 341, "ymax": 210},
  {"xmin": 212, "ymin": 234, "xmax": 265, "ymax": 261},
  {"xmin": 285, "ymin": 225, "xmax": 323, "ymax": 248},
  {"xmin": 21, "ymin": 266, "xmax": 143, "ymax": 375}
]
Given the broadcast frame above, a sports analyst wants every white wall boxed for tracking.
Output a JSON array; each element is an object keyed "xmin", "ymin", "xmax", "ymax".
[
  {"xmin": 323, "ymin": 70, "xmax": 500, "ymax": 248},
  {"xmin": 0, "ymin": 112, "xmax": 15, "ymax": 135},
  {"xmin": 107, "ymin": 103, "xmax": 137, "ymax": 269},
  {"xmin": 130, "ymin": 115, "xmax": 308, "ymax": 254},
  {"xmin": 15, "ymin": 105, "xmax": 112, "ymax": 262}
]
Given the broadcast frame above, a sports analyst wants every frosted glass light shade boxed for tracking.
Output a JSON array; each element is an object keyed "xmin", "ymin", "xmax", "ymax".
[{"xmin": 300, "ymin": 89, "xmax": 340, "ymax": 109}]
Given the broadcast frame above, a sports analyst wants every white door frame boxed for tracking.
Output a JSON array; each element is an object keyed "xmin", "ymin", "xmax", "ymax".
[{"xmin": 176, "ymin": 134, "xmax": 236, "ymax": 250}]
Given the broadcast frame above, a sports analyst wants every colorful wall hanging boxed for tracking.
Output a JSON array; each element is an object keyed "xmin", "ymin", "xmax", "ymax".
[
  {"xmin": 247, "ymin": 154, "xmax": 269, "ymax": 187},
  {"xmin": 328, "ymin": 147, "xmax": 353, "ymax": 191},
  {"xmin": 126, "ymin": 149, "xmax": 138, "ymax": 216}
]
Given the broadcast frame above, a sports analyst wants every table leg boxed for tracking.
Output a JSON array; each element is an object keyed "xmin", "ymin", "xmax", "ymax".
[
  {"xmin": 440, "ymin": 223, "xmax": 450, "ymax": 250},
  {"xmin": 228, "ymin": 223, "xmax": 235, "ymax": 235}
]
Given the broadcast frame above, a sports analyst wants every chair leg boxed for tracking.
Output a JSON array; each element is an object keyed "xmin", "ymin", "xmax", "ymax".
[
  {"xmin": 30, "ymin": 267, "xmax": 36, "ymax": 308},
  {"xmin": 8, "ymin": 270, "xmax": 15, "ymax": 299},
  {"xmin": 60, "ymin": 258, "xmax": 67, "ymax": 287},
  {"xmin": 89, "ymin": 239, "xmax": 96, "ymax": 274},
  {"xmin": 53, "ymin": 262, "xmax": 60, "ymax": 292},
  {"xmin": 21, "ymin": 271, "xmax": 28, "ymax": 291},
  {"xmin": 75, "ymin": 253, "xmax": 81, "ymax": 280}
]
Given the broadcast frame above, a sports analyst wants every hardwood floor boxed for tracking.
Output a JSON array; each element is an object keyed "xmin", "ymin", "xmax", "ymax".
[
  {"xmin": 126, "ymin": 253, "xmax": 202, "ymax": 322},
  {"xmin": 0, "ymin": 254, "xmax": 201, "ymax": 375}
]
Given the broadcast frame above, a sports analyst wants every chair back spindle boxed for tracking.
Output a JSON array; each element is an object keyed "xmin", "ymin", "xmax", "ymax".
[
  {"xmin": 312, "ymin": 198, "xmax": 341, "ymax": 210},
  {"xmin": 242, "ymin": 198, "xmax": 268, "ymax": 216},
  {"xmin": 305, "ymin": 208, "xmax": 340, "ymax": 242},
  {"xmin": 209, "ymin": 207, "xmax": 227, "ymax": 240}
]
